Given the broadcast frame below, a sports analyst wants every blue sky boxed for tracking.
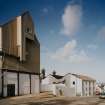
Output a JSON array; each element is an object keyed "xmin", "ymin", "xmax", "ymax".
[{"xmin": 0, "ymin": 0, "xmax": 105, "ymax": 82}]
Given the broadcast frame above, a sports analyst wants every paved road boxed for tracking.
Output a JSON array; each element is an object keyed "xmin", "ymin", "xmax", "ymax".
[{"xmin": 0, "ymin": 93, "xmax": 105, "ymax": 105}]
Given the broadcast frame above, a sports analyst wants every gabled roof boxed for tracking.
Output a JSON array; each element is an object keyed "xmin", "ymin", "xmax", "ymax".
[
  {"xmin": 44, "ymin": 74, "xmax": 64, "ymax": 79},
  {"xmin": 51, "ymin": 74, "xmax": 64, "ymax": 79},
  {"xmin": 72, "ymin": 73, "xmax": 96, "ymax": 81},
  {"xmin": 45, "ymin": 73, "xmax": 96, "ymax": 81}
]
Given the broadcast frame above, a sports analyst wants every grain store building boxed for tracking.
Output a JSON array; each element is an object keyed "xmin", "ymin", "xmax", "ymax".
[{"xmin": 0, "ymin": 11, "xmax": 40, "ymax": 97}]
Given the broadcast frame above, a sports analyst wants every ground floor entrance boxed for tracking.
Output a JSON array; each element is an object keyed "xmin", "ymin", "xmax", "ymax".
[
  {"xmin": 7, "ymin": 84, "xmax": 15, "ymax": 97},
  {"xmin": 0, "ymin": 69, "xmax": 40, "ymax": 97}
]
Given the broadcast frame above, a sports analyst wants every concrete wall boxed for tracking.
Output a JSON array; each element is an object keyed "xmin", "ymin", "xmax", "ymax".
[
  {"xmin": 19, "ymin": 73, "xmax": 30, "ymax": 95},
  {"xmin": 31, "ymin": 75, "xmax": 40, "ymax": 94},
  {"xmin": 2, "ymin": 19, "xmax": 18, "ymax": 57},
  {"xmin": 2, "ymin": 71, "xmax": 39, "ymax": 97},
  {"xmin": 16, "ymin": 16, "xmax": 22, "ymax": 59},
  {"xmin": 3, "ymin": 72, "xmax": 18, "ymax": 97},
  {"xmin": 1, "ymin": 12, "xmax": 40, "ymax": 74}
]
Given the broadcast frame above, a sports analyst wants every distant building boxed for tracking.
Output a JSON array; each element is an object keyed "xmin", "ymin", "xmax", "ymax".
[
  {"xmin": 0, "ymin": 11, "xmax": 40, "ymax": 97},
  {"xmin": 41, "ymin": 73, "xmax": 96, "ymax": 97},
  {"xmin": 72, "ymin": 74, "xmax": 96, "ymax": 96}
]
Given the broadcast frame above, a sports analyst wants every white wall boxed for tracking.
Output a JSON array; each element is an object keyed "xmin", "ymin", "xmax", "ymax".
[
  {"xmin": 64, "ymin": 87, "xmax": 75, "ymax": 97},
  {"xmin": 42, "ymin": 75, "xmax": 64, "ymax": 85},
  {"xmin": 76, "ymin": 78, "xmax": 82, "ymax": 96},
  {"xmin": 1, "ymin": 72, "xmax": 40, "ymax": 97},
  {"xmin": 31, "ymin": 75, "xmax": 39, "ymax": 94},
  {"xmin": 82, "ymin": 81, "xmax": 93, "ymax": 96},
  {"xmin": 41, "ymin": 75, "xmax": 53, "ymax": 85},
  {"xmin": 70, "ymin": 75, "xmax": 76, "ymax": 88},
  {"xmin": 41, "ymin": 74, "xmax": 76, "ymax": 97},
  {"xmin": 4, "ymin": 72, "xmax": 18, "ymax": 97},
  {"xmin": 41, "ymin": 84, "xmax": 54, "ymax": 93},
  {"xmin": 64, "ymin": 74, "xmax": 71, "ymax": 88},
  {"xmin": 90, "ymin": 81, "xmax": 94, "ymax": 96},
  {"xmin": 19, "ymin": 73, "xmax": 30, "ymax": 95}
]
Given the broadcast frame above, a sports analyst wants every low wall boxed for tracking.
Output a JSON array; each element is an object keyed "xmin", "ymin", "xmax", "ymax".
[{"xmin": 41, "ymin": 84, "xmax": 76, "ymax": 97}]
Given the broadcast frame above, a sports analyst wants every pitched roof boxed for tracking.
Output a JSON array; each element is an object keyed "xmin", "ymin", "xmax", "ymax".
[
  {"xmin": 51, "ymin": 74, "xmax": 64, "ymax": 79},
  {"xmin": 72, "ymin": 74, "xmax": 96, "ymax": 81}
]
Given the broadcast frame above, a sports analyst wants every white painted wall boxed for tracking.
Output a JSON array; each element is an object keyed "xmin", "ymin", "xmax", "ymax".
[
  {"xmin": 41, "ymin": 74, "xmax": 95, "ymax": 97},
  {"xmin": 64, "ymin": 74, "xmax": 71, "ymax": 88},
  {"xmin": 41, "ymin": 84, "xmax": 53, "ymax": 92},
  {"xmin": 41, "ymin": 75, "xmax": 52, "ymax": 84},
  {"xmin": 64, "ymin": 87, "xmax": 75, "ymax": 97},
  {"xmin": 3, "ymin": 72, "xmax": 17, "ymax": 97},
  {"xmin": 1, "ymin": 72, "xmax": 40, "ymax": 97},
  {"xmin": 70, "ymin": 75, "xmax": 76, "ymax": 88},
  {"xmin": 31, "ymin": 75, "xmax": 39, "ymax": 94},
  {"xmin": 41, "ymin": 74, "xmax": 76, "ymax": 97},
  {"xmin": 76, "ymin": 78, "xmax": 82, "ymax": 96},
  {"xmin": 90, "ymin": 82, "xmax": 94, "ymax": 95},
  {"xmin": 42, "ymin": 75, "xmax": 64, "ymax": 85},
  {"xmin": 82, "ymin": 80, "xmax": 95, "ymax": 96},
  {"xmin": 64, "ymin": 74, "xmax": 77, "ymax": 96},
  {"xmin": 19, "ymin": 73, "xmax": 30, "ymax": 95}
]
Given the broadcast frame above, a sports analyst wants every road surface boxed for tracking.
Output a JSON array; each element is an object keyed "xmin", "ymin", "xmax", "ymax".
[{"xmin": 0, "ymin": 93, "xmax": 105, "ymax": 105}]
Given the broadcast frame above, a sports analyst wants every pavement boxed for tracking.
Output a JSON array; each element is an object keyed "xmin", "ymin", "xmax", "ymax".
[{"xmin": 0, "ymin": 92, "xmax": 105, "ymax": 105}]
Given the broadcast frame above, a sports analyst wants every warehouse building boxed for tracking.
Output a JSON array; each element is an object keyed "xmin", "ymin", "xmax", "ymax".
[{"xmin": 0, "ymin": 11, "xmax": 40, "ymax": 97}]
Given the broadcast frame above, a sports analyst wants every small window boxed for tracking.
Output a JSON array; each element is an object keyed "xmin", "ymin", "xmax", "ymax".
[
  {"xmin": 73, "ymin": 81, "xmax": 75, "ymax": 85},
  {"xmin": 25, "ymin": 27, "xmax": 32, "ymax": 34},
  {"xmin": 62, "ymin": 80, "xmax": 65, "ymax": 84}
]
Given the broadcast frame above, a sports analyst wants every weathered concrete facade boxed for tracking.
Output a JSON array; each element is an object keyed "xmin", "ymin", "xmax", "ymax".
[{"xmin": 0, "ymin": 11, "xmax": 40, "ymax": 97}]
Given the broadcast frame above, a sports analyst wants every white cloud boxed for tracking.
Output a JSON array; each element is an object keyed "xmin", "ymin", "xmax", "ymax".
[
  {"xmin": 61, "ymin": 3, "xmax": 82, "ymax": 36},
  {"xmin": 52, "ymin": 40, "xmax": 76, "ymax": 60},
  {"xmin": 69, "ymin": 50, "xmax": 90, "ymax": 63},
  {"xmin": 51, "ymin": 40, "xmax": 90, "ymax": 63},
  {"xmin": 87, "ymin": 44, "xmax": 97, "ymax": 49},
  {"xmin": 98, "ymin": 26, "xmax": 105, "ymax": 39}
]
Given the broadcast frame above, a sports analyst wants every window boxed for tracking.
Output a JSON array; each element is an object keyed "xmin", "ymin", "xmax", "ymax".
[
  {"xmin": 25, "ymin": 27, "xmax": 32, "ymax": 34},
  {"xmin": 62, "ymin": 80, "xmax": 65, "ymax": 84},
  {"xmin": 73, "ymin": 81, "xmax": 75, "ymax": 85}
]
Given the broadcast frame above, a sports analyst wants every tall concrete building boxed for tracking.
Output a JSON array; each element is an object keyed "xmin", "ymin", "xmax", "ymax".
[{"xmin": 0, "ymin": 11, "xmax": 40, "ymax": 97}]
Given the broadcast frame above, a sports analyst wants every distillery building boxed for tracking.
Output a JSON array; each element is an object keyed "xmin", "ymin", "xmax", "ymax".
[{"xmin": 0, "ymin": 11, "xmax": 40, "ymax": 97}]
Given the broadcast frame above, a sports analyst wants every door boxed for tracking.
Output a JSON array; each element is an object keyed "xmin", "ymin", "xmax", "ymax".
[{"xmin": 7, "ymin": 84, "xmax": 15, "ymax": 97}]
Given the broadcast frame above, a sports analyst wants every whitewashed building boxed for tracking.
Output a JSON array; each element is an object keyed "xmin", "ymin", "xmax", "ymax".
[
  {"xmin": 41, "ymin": 73, "xmax": 96, "ymax": 97},
  {"xmin": 0, "ymin": 11, "xmax": 40, "ymax": 97},
  {"xmin": 72, "ymin": 74, "xmax": 96, "ymax": 96}
]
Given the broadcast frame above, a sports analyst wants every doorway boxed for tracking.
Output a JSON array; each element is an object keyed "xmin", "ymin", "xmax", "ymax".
[{"xmin": 7, "ymin": 84, "xmax": 15, "ymax": 97}]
